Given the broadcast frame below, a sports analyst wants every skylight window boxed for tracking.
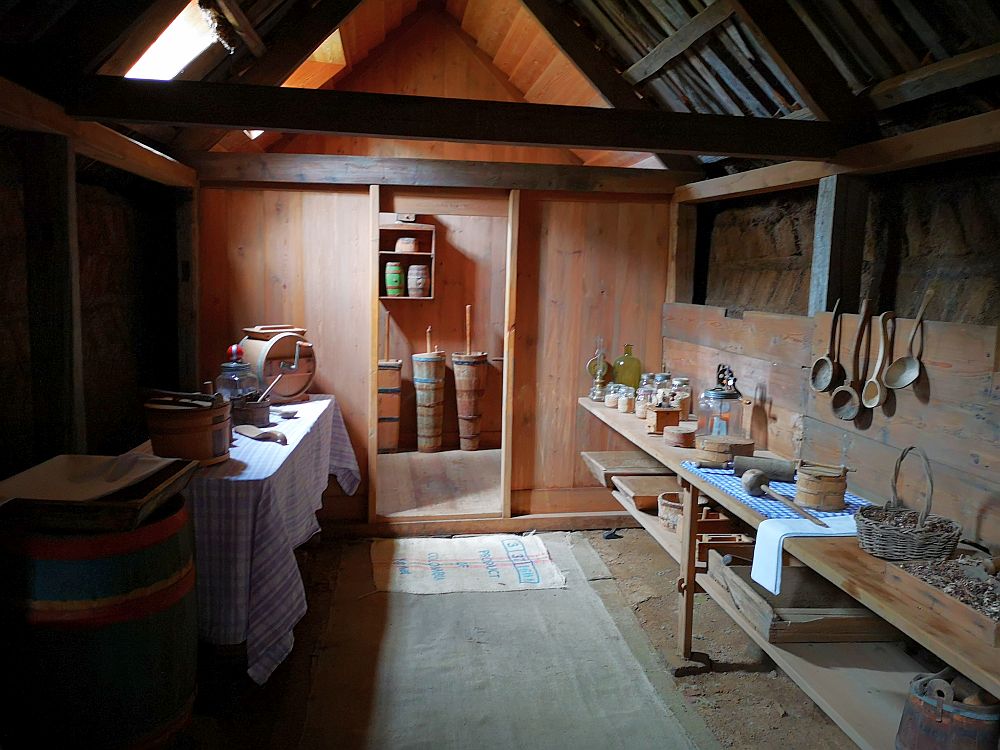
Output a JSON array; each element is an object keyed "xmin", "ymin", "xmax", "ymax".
[{"xmin": 126, "ymin": 0, "xmax": 216, "ymax": 81}]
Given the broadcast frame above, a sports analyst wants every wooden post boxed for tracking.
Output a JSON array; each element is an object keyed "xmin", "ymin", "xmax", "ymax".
[
  {"xmin": 23, "ymin": 132, "xmax": 86, "ymax": 459},
  {"xmin": 809, "ymin": 174, "xmax": 868, "ymax": 315},
  {"xmin": 677, "ymin": 480, "xmax": 700, "ymax": 658},
  {"xmin": 367, "ymin": 184, "xmax": 380, "ymax": 523},
  {"xmin": 500, "ymin": 190, "xmax": 520, "ymax": 519},
  {"xmin": 665, "ymin": 201, "xmax": 697, "ymax": 304}
]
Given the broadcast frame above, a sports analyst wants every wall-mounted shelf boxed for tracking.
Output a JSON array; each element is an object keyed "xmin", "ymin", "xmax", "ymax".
[{"xmin": 377, "ymin": 213, "xmax": 436, "ymax": 299}]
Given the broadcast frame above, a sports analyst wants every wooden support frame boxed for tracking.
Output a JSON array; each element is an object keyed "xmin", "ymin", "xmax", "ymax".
[
  {"xmin": 367, "ymin": 184, "xmax": 381, "ymax": 525},
  {"xmin": 23, "ymin": 133, "xmax": 86, "ymax": 460},
  {"xmin": 677, "ymin": 480, "xmax": 700, "ymax": 658},
  {"xmin": 518, "ymin": 0, "xmax": 701, "ymax": 173},
  {"xmin": 730, "ymin": 0, "xmax": 867, "ymax": 124},
  {"xmin": 666, "ymin": 202, "xmax": 697, "ymax": 305},
  {"xmin": 809, "ymin": 175, "xmax": 868, "ymax": 316},
  {"xmin": 185, "ymin": 152, "xmax": 696, "ymax": 193},
  {"xmin": 869, "ymin": 42, "xmax": 1000, "ymax": 110},
  {"xmin": 215, "ymin": 0, "xmax": 267, "ymax": 58},
  {"xmin": 674, "ymin": 108, "xmax": 1000, "ymax": 204},
  {"xmin": 69, "ymin": 76, "xmax": 848, "ymax": 160},
  {"xmin": 624, "ymin": 0, "xmax": 734, "ymax": 86},
  {"xmin": 500, "ymin": 190, "xmax": 520, "ymax": 518},
  {"xmin": 0, "ymin": 76, "xmax": 195, "ymax": 188}
]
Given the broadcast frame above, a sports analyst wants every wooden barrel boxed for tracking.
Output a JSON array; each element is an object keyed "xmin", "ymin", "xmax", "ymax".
[
  {"xmin": 452, "ymin": 352, "xmax": 487, "ymax": 451},
  {"xmin": 377, "ymin": 359, "xmax": 402, "ymax": 454},
  {"xmin": 385, "ymin": 261, "xmax": 404, "ymax": 297},
  {"xmin": 406, "ymin": 264, "xmax": 430, "ymax": 298},
  {"xmin": 412, "ymin": 352, "xmax": 445, "ymax": 453},
  {"xmin": 896, "ymin": 673, "xmax": 999, "ymax": 749},
  {"xmin": 145, "ymin": 399, "xmax": 231, "ymax": 465},
  {"xmin": 394, "ymin": 237, "xmax": 419, "ymax": 253},
  {"xmin": 240, "ymin": 325, "xmax": 316, "ymax": 403},
  {"xmin": 0, "ymin": 497, "xmax": 197, "ymax": 749}
]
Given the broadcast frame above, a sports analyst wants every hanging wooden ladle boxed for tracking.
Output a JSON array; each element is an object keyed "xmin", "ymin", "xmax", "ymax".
[
  {"xmin": 810, "ymin": 298, "xmax": 845, "ymax": 393},
  {"xmin": 831, "ymin": 298, "xmax": 871, "ymax": 420},
  {"xmin": 861, "ymin": 311, "xmax": 895, "ymax": 409},
  {"xmin": 884, "ymin": 288, "xmax": 934, "ymax": 390}
]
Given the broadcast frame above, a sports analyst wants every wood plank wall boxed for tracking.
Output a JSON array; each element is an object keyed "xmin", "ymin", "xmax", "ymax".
[
  {"xmin": 513, "ymin": 194, "xmax": 671, "ymax": 513},
  {"xmin": 199, "ymin": 186, "xmax": 372, "ymax": 504},
  {"xmin": 267, "ymin": 7, "xmax": 582, "ymax": 167},
  {"xmin": 379, "ymin": 187, "xmax": 508, "ymax": 451},
  {"xmin": 662, "ymin": 302, "xmax": 1000, "ymax": 550}
]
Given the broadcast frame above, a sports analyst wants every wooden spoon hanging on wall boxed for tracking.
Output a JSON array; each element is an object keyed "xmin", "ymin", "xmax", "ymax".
[{"xmin": 831, "ymin": 298, "xmax": 871, "ymax": 421}]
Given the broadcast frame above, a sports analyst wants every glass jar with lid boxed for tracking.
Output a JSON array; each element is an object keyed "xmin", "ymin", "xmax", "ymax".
[
  {"xmin": 617, "ymin": 386, "xmax": 635, "ymax": 414},
  {"xmin": 653, "ymin": 372, "xmax": 672, "ymax": 406},
  {"xmin": 215, "ymin": 361, "xmax": 259, "ymax": 402},
  {"xmin": 604, "ymin": 383, "xmax": 620, "ymax": 409},
  {"xmin": 696, "ymin": 388, "xmax": 744, "ymax": 437},
  {"xmin": 671, "ymin": 377, "xmax": 692, "ymax": 418},
  {"xmin": 635, "ymin": 374, "xmax": 655, "ymax": 419}
]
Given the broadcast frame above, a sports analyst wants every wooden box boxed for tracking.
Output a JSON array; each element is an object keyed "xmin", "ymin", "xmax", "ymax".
[
  {"xmin": 0, "ymin": 459, "xmax": 199, "ymax": 533},
  {"xmin": 581, "ymin": 450, "xmax": 670, "ymax": 489},
  {"xmin": 707, "ymin": 549, "xmax": 901, "ymax": 643},
  {"xmin": 612, "ymin": 475, "xmax": 680, "ymax": 512},
  {"xmin": 645, "ymin": 406, "xmax": 681, "ymax": 433}
]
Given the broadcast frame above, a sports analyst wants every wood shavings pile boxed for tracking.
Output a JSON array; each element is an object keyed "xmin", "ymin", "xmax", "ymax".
[
  {"xmin": 900, "ymin": 557, "xmax": 1000, "ymax": 621},
  {"xmin": 863, "ymin": 508, "xmax": 958, "ymax": 534}
]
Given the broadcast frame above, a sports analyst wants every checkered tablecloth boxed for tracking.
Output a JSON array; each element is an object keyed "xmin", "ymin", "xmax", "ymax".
[
  {"xmin": 185, "ymin": 395, "xmax": 360, "ymax": 684},
  {"xmin": 680, "ymin": 461, "xmax": 870, "ymax": 521}
]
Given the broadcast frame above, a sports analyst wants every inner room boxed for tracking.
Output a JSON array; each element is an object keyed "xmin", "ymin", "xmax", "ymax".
[{"xmin": 1, "ymin": 1, "xmax": 999, "ymax": 749}]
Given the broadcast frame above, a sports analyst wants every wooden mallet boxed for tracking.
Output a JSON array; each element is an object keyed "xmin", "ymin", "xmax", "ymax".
[{"xmin": 741, "ymin": 469, "xmax": 829, "ymax": 528}]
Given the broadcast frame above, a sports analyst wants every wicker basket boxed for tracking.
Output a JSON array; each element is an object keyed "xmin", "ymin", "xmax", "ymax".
[{"xmin": 855, "ymin": 446, "xmax": 961, "ymax": 562}]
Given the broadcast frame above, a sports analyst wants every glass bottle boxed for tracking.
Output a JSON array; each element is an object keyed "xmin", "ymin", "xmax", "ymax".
[
  {"xmin": 612, "ymin": 344, "xmax": 642, "ymax": 389},
  {"xmin": 604, "ymin": 383, "xmax": 620, "ymax": 408}
]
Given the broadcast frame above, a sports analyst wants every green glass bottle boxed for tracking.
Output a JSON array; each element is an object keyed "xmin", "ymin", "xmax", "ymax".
[{"xmin": 613, "ymin": 344, "xmax": 642, "ymax": 389}]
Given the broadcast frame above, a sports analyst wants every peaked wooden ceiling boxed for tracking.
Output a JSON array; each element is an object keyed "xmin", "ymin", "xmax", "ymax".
[{"xmin": 2, "ymin": 0, "xmax": 998, "ymax": 174}]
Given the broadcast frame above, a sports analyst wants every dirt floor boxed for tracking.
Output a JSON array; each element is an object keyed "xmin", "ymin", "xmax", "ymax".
[
  {"xmin": 187, "ymin": 531, "xmax": 857, "ymax": 749},
  {"xmin": 582, "ymin": 529, "xmax": 856, "ymax": 750}
]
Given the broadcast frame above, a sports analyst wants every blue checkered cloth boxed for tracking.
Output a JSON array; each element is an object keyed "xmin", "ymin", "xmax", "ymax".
[{"xmin": 680, "ymin": 461, "xmax": 870, "ymax": 521}]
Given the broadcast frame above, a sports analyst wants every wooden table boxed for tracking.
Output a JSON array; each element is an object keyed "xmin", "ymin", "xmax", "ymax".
[{"xmin": 579, "ymin": 397, "xmax": 1000, "ymax": 750}]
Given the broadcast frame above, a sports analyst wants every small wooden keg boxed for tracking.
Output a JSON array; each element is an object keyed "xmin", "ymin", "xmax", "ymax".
[
  {"xmin": 795, "ymin": 464, "xmax": 847, "ymax": 512},
  {"xmin": 385, "ymin": 261, "xmax": 404, "ymax": 296},
  {"xmin": 407, "ymin": 264, "xmax": 430, "ymax": 297},
  {"xmin": 395, "ymin": 237, "xmax": 419, "ymax": 253},
  {"xmin": 452, "ymin": 352, "xmax": 487, "ymax": 451}
]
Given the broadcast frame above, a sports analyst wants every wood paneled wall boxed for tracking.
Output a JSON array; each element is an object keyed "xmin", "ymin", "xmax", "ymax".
[
  {"xmin": 379, "ymin": 188, "xmax": 508, "ymax": 450},
  {"xmin": 269, "ymin": 8, "xmax": 581, "ymax": 167},
  {"xmin": 662, "ymin": 302, "xmax": 1000, "ymax": 550},
  {"xmin": 512, "ymin": 195, "xmax": 671, "ymax": 503},
  {"xmin": 199, "ymin": 187, "xmax": 372, "ymax": 496}
]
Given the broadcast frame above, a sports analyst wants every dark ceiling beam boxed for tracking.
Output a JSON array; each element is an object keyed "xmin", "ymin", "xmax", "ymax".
[
  {"xmin": 519, "ymin": 0, "xmax": 700, "ymax": 172},
  {"xmin": 172, "ymin": 0, "xmax": 365, "ymax": 152},
  {"xmin": 730, "ymin": 0, "xmax": 870, "ymax": 126},
  {"xmin": 68, "ymin": 76, "xmax": 849, "ymax": 160}
]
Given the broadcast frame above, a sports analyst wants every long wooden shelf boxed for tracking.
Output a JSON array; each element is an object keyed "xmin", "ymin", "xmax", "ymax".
[
  {"xmin": 579, "ymin": 396, "xmax": 1000, "ymax": 698},
  {"xmin": 698, "ymin": 573, "xmax": 920, "ymax": 750}
]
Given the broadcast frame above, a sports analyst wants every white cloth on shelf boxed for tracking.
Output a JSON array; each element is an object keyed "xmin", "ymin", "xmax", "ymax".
[{"xmin": 750, "ymin": 515, "xmax": 858, "ymax": 595}]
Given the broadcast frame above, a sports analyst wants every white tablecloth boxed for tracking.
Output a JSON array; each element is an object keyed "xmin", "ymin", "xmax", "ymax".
[{"xmin": 183, "ymin": 395, "xmax": 360, "ymax": 683}]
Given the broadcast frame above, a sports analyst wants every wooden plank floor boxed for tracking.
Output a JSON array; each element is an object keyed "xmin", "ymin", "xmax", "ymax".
[{"xmin": 376, "ymin": 449, "xmax": 503, "ymax": 520}]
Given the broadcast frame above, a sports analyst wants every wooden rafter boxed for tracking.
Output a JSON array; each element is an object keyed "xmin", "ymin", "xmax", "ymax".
[
  {"xmin": 730, "ymin": 0, "xmax": 868, "ymax": 125},
  {"xmin": 68, "ymin": 76, "xmax": 848, "ymax": 160},
  {"xmin": 172, "ymin": 0, "xmax": 364, "ymax": 152},
  {"xmin": 674, "ymin": 108, "xmax": 1000, "ymax": 203},
  {"xmin": 624, "ymin": 0, "xmax": 734, "ymax": 86},
  {"xmin": 183, "ymin": 152, "xmax": 699, "ymax": 192},
  {"xmin": 870, "ymin": 43, "xmax": 1000, "ymax": 110},
  {"xmin": 215, "ymin": 0, "xmax": 267, "ymax": 58},
  {"xmin": 519, "ymin": 0, "xmax": 701, "ymax": 172}
]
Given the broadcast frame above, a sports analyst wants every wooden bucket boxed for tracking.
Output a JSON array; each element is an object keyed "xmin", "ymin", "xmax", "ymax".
[
  {"xmin": 0, "ymin": 497, "xmax": 197, "ymax": 749},
  {"xmin": 412, "ymin": 352, "xmax": 445, "ymax": 453},
  {"xmin": 377, "ymin": 359, "xmax": 402, "ymax": 454},
  {"xmin": 145, "ymin": 399, "xmax": 231, "ymax": 466},
  {"xmin": 240, "ymin": 326, "xmax": 316, "ymax": 403},
  {"xmin": 232, "ymin": 395, "xmax": 270, "ymax": 427},
  {"xmin": 795, "ymin": 466, "xmax": 847, "ymax": 512},
  {"xmin": 452, "ymin": 352, "xmax": 487, "ymax": 451},
  {"xmin": 896, "ymin": 671, "xmax": 1000, "ymax": 749}
]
